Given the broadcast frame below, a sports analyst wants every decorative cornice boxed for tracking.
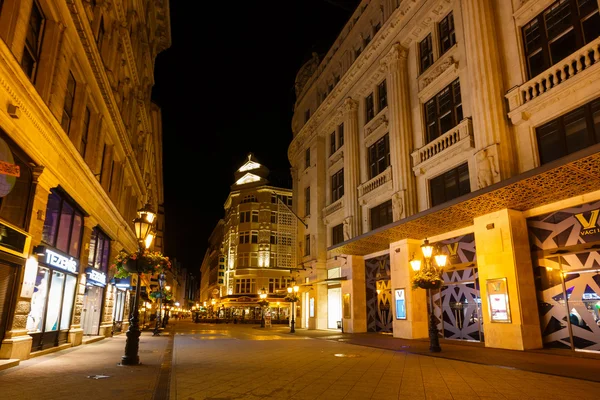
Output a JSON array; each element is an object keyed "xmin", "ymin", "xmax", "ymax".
[
  {"xmin": 343, "ymin": 97, "xmax": 358, "ymax": 114},
  {"xmin": 418, "ymin": 45, "xmax": 458, "ymax": 93}
]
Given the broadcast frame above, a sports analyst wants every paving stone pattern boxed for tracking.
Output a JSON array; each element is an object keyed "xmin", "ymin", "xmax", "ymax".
[{"xmin": 1, "ymin": 322, "xmax": 600, "ymax": 400}]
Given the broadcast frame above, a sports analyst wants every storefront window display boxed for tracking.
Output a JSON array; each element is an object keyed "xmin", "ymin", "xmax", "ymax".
[{"xmin": 28, "ymin": 189, "xmax": 83, "ymax": 351}]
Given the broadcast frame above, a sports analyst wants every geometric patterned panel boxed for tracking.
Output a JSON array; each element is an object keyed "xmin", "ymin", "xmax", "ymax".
[
  {"xmin": 534, "ymin": 254, "xmax": 600, "ymax": 351},
  {"xmin": 365, "ymin": 255, "xmax": 393, "ymax": 333},
  {"xmin": 528, "ymin": 200, "xmax": 600, "ymax": 251},
  {"xmin": 432, "ymin": 266, "xmax": 483, "ymax": 341},
  {"xmin": 331, "ymin": 147, "xmax": 600, "ymax": 256},
  {"xmin": 435, "ymin": 233, "xmax": 476, "ymax": 265}
]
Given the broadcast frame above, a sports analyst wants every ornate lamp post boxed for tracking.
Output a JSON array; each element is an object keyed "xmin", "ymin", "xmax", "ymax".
[
  {"xmin": 121, "ymin": 203, "xmax": 156, "ymax": 366},
  {"xmin": 410, "ymin": 239, "xmax": 448, "ymax": 353},
  {"xmin": 153, "ymin": 273, "xmax": 166, "ymax": 336},
  {"xmin": 287, "ymin": 279, "xmax": 299, "ymax": 333},
  {"xmin": 259, "ymin": 287, "xmax": 267, "ymax": 328}
]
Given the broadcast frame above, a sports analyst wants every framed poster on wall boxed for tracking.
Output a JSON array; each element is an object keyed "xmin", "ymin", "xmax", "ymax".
[
  {"xmin": 309, "ymin": 297, "xmax": 315, "ymax": 317},
  {"xmin": 394, "ymin": 289, "xmax": 406, "ymax": 320},
  {"xmin": 343, "ymin": 293, "xmax": 351, "ymax": 319},
  {"xmin": 486, "ymin": 277, "xmax": 511, "ymax": 323}
]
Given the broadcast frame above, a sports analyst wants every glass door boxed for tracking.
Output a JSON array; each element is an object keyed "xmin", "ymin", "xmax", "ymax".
[
  {"xmin": 327, "ymin": 287, "xmax": 342, "ymax": 329},
  {"xmin": 537, "ymin": 253, "xmax": 600, "ymax": 352},
  {"xmin": 439, "ymin": 281, "xmax": 483, "ymax": 341}
]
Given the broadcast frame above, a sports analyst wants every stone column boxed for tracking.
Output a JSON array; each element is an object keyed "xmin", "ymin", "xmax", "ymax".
[
  {"xmin": 342, "ymin": 98, "xmax": 361, "ymax": 237},
  {"xmin": 462, "ymin": 0, "xmax": 514, "ymax": 188},
  {"xmin": 0, "ymin": 167, "xmax": 48, "ymax": 360},
  {"xmin": 473, "ymin": 209, "xmax": 542, "ymax": 350},
  {"xmin": 381, "ymin": 43, "xmax": 417, "ymax": 219},
  {"xmin": 390, "ymin": 239, "xmax": 428, "ymax": 339},
  {"xmin": 340, "ymin": 255, "xmax": 366, "ymax": 333}
]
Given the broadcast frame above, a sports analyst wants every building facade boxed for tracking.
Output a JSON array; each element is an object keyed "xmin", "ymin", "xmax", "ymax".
[
  {"xmin": 0, "ymin": 0, "xmax": 170, "ymax": 361},
  {"xmin": 289, "ymin": 0, "xmax": 600, "ymax": 353},
  {"xmin": 202, "ymin": 154, "xmax": 299, "ymax": 323}
]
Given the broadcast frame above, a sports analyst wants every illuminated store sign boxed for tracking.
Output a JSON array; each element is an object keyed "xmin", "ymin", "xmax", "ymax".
[
  {"xmin": 45, "ymin": 249, "xmax": 78, "ymax": 273},
  {"xmin": 86, "ymin": 267, "xmax": 106, "ymax": 286},
  {"xmin": 395, "ymin": 289, "xmax": 406, "ymax": 320}
]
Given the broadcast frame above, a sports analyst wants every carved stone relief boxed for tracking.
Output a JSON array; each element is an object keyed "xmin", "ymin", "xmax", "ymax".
[{"xmin": 476, "ymin": 147, "xmax": 500, "ymax": 189}]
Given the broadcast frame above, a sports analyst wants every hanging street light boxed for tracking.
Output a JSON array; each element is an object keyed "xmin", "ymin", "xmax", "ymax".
[
  {"xmin": 412, "ymin": 238, "xmax": 447, "ymax": 353},
  {"xmin": 120, "ymin": 203, "xmax": 156, "ymax": 365},
  {"xmin": 287, "ymin": 279, "xmax": 300, "ymax": 333},
  {"xmin": 259, "ymin": 287, "xmax": 268, "ymax": 328}
]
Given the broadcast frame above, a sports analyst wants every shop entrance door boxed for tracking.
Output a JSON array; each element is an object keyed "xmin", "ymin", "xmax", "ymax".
[
  {"xmin": 0, "ymin": 262, "xmax": 18, "ymax": 343},
  {"xmin": 536, "ymin": 253, "xmax": 600, "ymax": 352},
  {"xmin": 433, "ymin": 267, "xmax": 483, "ymax": 342},
  {"xmin": 82, "ymin": 285, "xmax": 102, "ymax": 336}
]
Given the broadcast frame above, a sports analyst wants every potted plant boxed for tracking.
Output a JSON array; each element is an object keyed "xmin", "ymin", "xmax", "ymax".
[
  {"xmin": 149, "ymin": 289, "xmax": 173, "ymax": 302},
  {"xmin": 111, "ymin": 249, "xmax": 172, "ymax": 278},
  {"xmin": 411, "ymin": 267, "xmax": 443, "ymax": 290},
  {"xmin": 284, "ymin": 293, "xmax": 300, "ymax": 303}
]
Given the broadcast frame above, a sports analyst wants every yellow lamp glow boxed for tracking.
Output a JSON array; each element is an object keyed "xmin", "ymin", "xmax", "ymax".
[
  {"xmin": 287, "ymin": 286, "xmax": 292, "ymax": 293},
  {"xmin": 144, "ymin": 231, "xmax": 155, "ymax": 249},
  {"xmin": 434, "ymin": 253, "xmax": 448, "ymax": 268},
  {"xmin": 421, "ymin": 239, "xmax": 433, "ymax": 259},
  {"xmin": 165, "ymin": 285, "xmax": 171, "ymax": 291},
  {"xmin": 410, "ymin": 258, "xmax": 421, "ymax": 271}
]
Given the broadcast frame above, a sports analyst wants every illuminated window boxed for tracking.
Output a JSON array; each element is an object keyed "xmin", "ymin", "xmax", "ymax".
[
  {"xmin": 251, "ymin": 210, "xmax": 259, "ymax": 222},
  {"xmin": 88, "ymin": 227, "xmax": 110, "ymax": 272},
  {"xmin": 42, "ymin": 190, "xmax": 84, "ymax": 258}
]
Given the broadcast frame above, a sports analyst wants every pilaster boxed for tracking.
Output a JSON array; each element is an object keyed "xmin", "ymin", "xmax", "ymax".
[
  {"xmin": 342, "ymin": 98, "xmax": 361, "ymax": 237},
  {"xmin": 462, "ymin": 0, "xmax": 514, "ymax": 187},
  {"xmin": 341, "ymin": 255, "xmax": 366, "ymax": 333},
  {"xmin": 389, "ymin": 239, "xmax": 428, "ymax": 339},
  {"xmin": 473, "ymin": 209, "xmax": 542, "ymax": 350},
  {"xmin": 382, "ymin": 43, "xmax": 417, "ymax": 218}
]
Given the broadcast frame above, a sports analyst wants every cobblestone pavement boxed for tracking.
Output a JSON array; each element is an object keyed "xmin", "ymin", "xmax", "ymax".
[{"xmin": 2, "ymin": 321, "xmax": 600, "ymax": 400}]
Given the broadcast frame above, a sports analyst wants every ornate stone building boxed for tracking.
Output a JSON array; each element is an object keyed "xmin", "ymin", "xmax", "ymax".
[
  {"xmin": 202, "ymin": 154, "xmax": 298, "ymax": 322},
  {"xmin": 0, "ymin": 0, "xmax": 170, "ymax": 362},
  {"xmin": 289, "ymin": 0, "xmax": 600, "ymax": 353}
]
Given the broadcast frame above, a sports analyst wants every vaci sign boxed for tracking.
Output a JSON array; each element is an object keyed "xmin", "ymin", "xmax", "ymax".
[
  {"xmin": 85, "ymin": 267, "xmax": 107, "ymax": 286},
  {"xmin": 45, "ymin": 249, "xmax": 78, "ymax": 273},
  {"xmin": 575, "ymin": 209, "xmax": 600, "ymax": 236}
]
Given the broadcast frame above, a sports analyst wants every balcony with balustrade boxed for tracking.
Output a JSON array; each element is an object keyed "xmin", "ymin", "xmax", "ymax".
[
  {"xmin": 507, "ymin": 37, "xmax": 600, "ymax": 125},
  {"xmin": 357, "ymin": 167, "xmax": 393, "ymax": 203},
  {"xmin": 411, "ymin": 118, "xmax": 474, "ymax": 176}
]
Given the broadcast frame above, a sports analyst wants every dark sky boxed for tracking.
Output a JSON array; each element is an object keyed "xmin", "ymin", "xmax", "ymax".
[{"xmin": 151, "ymin": 1, "xmax": 360, "ymax": 271}]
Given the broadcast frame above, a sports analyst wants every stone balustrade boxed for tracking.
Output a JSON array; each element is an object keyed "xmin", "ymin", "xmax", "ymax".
[
  {"xmin": 358, "ymin": 167, "xmax": 392, "ymax": 198},
  {"xmin": 412, "ymin": 118, "xmax": 472, "ymax": 167},
  {"xmin": 517, "ymin": 37, "xmax": 600, "ymax": 108},
  {"xmin": 323, "ymin": 197, "xmax": 343, "ymax": 216}
]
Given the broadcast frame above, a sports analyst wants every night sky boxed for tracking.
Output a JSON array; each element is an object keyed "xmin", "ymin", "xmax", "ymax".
[{"xmin": 151, "ymin": 1, "xmax": 361, "ymax": 271}]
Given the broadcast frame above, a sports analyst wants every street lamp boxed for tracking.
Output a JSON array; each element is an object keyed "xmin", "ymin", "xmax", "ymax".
[
  {"xmin": 410, "ymin": 238, "xmax": 447, "ymax": 353},
  {"xmin": 153, "ymin": 273, "xmax": 166, "ymax": 336},
  {"xmin": 121, "ymin": 203, "xmax": 156, "ymax": 366},
  {"xmin": 259, "ymin": 287, "xmax": 267, "ymax": 328},
  {"xmin": 287, "ymin": 279, "xmax": 299, "ymax": 333}
]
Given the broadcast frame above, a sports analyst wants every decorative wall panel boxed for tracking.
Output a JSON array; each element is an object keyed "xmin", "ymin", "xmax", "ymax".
[{"xmin": 365, "ymin": 255, "xmax": 393, "ymax": 333}]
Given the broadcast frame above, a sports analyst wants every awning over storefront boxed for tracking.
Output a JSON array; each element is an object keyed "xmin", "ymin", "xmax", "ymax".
[
  {"xmin": 329, "ymin": 145, "xmax": 600, "ymax": 256},
  {"xmin": 301, "ymin": 277, "xmax": 347, "ymax": 286}
]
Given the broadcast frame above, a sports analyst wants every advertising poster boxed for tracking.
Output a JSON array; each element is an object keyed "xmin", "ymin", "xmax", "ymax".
[
  {"xmin": 395, "ymin": 289, "xmax": 406, "ymax": 320},
  {"xmin": 487, "ymin": 278, "xmax": 511, "ymax": 323}
]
